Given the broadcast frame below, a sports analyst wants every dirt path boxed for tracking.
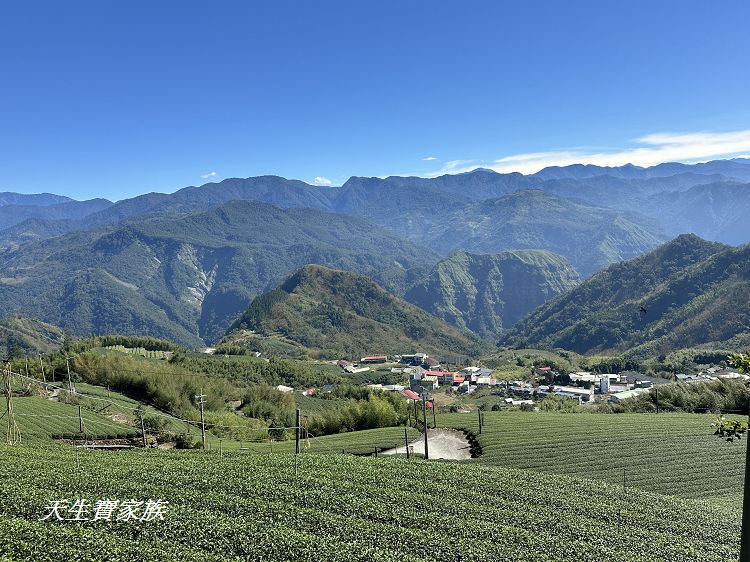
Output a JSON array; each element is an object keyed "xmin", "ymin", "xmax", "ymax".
[{"xmin": 382, "ymin": 428, "xmax": 471, "ymax": 460}]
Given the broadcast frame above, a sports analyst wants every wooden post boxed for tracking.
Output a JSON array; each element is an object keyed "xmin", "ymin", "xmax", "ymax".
[
  {"xmin": 78, "ymin": 405, "xmax": 84, "ymax": 434},
  {"xmin": 39, "ymin": 355, "xmax": 46, "ymax": 384},
  {"xmin": 140, "ymin": 413, "xmax": 147, "ymax": 448},
  {"xmin": 66, "ymin": 356, "xmax": 73, "ymax": 393},
  {"xmin": 195, "ymin": 391, "xmax": 206, "ymax": 450},
  {"xmin": 740, "ymin": 414, "xmax": 750, "ymax": 562},
  {"xmin": 404, "ymin": 425, "xmax": 410, "ymax": 460},
  {"xmin": 422, "ymin": 396, "xmax": 429, "ymax": 460},
  {"xmin": 295, "ymin": 409, "xmax": 301, "ymax": 455}
]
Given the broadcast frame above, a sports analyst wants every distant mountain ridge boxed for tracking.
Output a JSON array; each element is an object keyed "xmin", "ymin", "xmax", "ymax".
[
  {"xmin": 225, "ymin": 264, "xmax": 491, "ymax": 359},
  {"xmin": 405, "ymin": 250, "xmax": 580, "ymax": 339},
  {"xmin": 3, "ymin": 158, "xmax": 750, "ymax": 261}
]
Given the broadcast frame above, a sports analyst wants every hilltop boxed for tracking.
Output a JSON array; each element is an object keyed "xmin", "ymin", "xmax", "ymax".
[
  {"xmin": 405, "ymin": 250, "xmax": 580, "ymax": 339},
  {"xmin": 225, "ymin": 264, "xmax": 491, "ymax": 359}
]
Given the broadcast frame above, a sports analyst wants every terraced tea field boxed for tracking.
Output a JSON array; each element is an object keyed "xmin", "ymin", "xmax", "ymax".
[
  {"xmin": 438, "ymin": 411, "xmax": 747, "ymax": 509},
  {"xmin": 0, "ymin": 396, "xmax": 138, "ymax": 442},
  {"xmin": 0, "ymin": 444, "xmax": 739, "ymax": 561}
]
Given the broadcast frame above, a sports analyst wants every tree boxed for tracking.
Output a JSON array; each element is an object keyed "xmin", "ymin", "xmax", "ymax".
[{"xmin": 718, "ymin": 352, "xmax": 750, "ymax": 561}]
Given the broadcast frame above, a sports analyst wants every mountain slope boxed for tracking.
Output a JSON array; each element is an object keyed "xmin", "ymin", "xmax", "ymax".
[
  {"xmin": 405, "ymin": 250, "xmax": 580, "ymax": 339},
  {"xmin": 0, "ymin": 315, "xmax": 66, "ymax": 357},
  {"xmin": 410, "ymin": 190, "xmax": 665, "ymax": 276},
  {"xmin": 501, "ymin": 234, "xmax": 750, "ymax": 356},
  {"xmin": 0, "ymin": 201, "xmax": 436, "ymax": 346},
  {"xmin": 226, "ymin": 265, "xmax": 491, "ymax": 359}
]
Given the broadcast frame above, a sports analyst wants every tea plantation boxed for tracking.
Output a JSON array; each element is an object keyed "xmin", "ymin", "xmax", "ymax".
[
  {"xmin": 438, "ymin": 411, "xmax": 747, "ymax": 509},
  {"xmin": 0, "ymin": 444, "xmax": 740, "ymax": 561}
]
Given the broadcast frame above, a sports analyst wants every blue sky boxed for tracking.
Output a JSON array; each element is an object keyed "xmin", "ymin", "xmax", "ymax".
[{"xmin": 2, "ymin": 1, "xmax": 749, "ymax": 200}]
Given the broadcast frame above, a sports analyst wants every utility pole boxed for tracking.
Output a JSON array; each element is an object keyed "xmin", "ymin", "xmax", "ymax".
[
  {"xmin": 195, "ymin": 391, "xmax": 207, "ymax": 450},
  {"xmin": 478, "ymin": 409, "xmax": 483, "ymax": 434},
  {"xmin": 422, "ymin": 395, "xmax": 429, "ymax": 460},
  {"xmin": 295, "ymin": 409, "xmax": 301, "ymax": 455},
  {"xmin": 39, "ymin": 355, "xmax": 46, "ymax": 384},
  {"xmin": 404, "ymin": 425, "xmax": 410, "ymax": 459}
]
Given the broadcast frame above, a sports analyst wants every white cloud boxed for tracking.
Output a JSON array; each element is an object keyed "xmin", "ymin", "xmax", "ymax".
[
  {"xmin": 313, "ymin": 176, "xmax": 332, "ymax": 186},
  {"xmin": 427, "ymin": 129, "xmax": 750, "ymax": 176},
  {"xmin": 201, "ymin": 171, "xmax": 218, "ymax": 179},
  {"xmin": 422, "ymin": 156, "xmax": 438, "ymax": 161}
]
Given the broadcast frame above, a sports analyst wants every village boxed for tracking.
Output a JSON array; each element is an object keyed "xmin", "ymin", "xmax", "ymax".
[{"xmin": 271, "ymin": 351, "xmax": 750, "ymax": 409}]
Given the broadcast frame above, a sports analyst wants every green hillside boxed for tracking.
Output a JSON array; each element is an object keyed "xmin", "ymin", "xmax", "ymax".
[
  {"xmin": 0, "ymin": 201, "xmax": 435, "ymax": 347},
  {"xmin": 0, "ymin": 444, "xmax": 738, "ymax": 561},
  {"xmin": 226, "ymin": 264, "xmax": 492, "ymax": 359},
  {"xmin": 502, "ymin": 234, "xmax": 750, "ymax": 356},
  {"xmin": 438, "ymin": 411, "xmax": 746, "ymax": 509},
  {"xmin": 405, "ymin": 250, "xmax": 580, "ymax": 339}
]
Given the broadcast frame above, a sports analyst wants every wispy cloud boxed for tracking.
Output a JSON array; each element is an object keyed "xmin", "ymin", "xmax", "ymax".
[
  {"xmin": 201, "ymin": 171, "xmax": 218, "ymax": 179},
  {"xmin": 425, "ymin": 159, "xmax": 481, "ymax": 177},
  {"xmin": 427, "ymin": 129, "xmax": 750, "ymax": 176},
  {"xmin": 422, "ymin": 156, "xmax": 438, "ymax": 161},
  {"xmin": 312, "ymin": 176, "xmax": 333, "ymax": 186}
]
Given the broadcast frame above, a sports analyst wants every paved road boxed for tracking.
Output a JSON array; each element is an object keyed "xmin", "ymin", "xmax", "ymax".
[{"xmin": 381, "ymin": 428, "xmax": 471, "ymax": 460}]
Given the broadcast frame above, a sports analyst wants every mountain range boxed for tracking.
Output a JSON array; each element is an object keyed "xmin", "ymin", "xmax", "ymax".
[
  {"xmin": 2, "ymin": 157, "xmax": 750, "ymax": 351},
  {"xmin": 0, "ymin": 201, "xmax": 433, "ymax": 346}
]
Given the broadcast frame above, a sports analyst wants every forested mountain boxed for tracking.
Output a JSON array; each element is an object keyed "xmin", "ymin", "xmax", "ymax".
[
  {"xmin": 501, "ymin": 234, "xmax": 750, "ymax": 357},
  {"xmin": 405, "ymin": 250, "xmax": 580, "ymax": 339},
  {"xmin": 225, "ymin": 265, "xmax": 491, "ymax": 359},
  {"xmin": 0, "ymin": 201, "xmax": 435, "ymax": 347}
]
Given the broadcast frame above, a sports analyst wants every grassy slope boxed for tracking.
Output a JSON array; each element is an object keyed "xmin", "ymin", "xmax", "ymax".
[
  {"xmin": 0, "ymin": 444, "xmax": 738, "ymax": 561},
  {"xmin": 438, "ymin": 411, "xmax": 746, "ymax": 509}
]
